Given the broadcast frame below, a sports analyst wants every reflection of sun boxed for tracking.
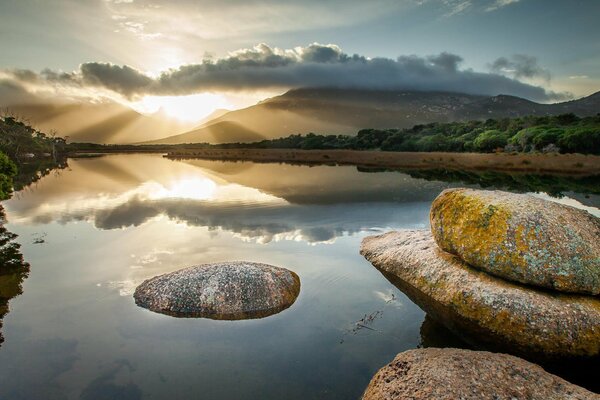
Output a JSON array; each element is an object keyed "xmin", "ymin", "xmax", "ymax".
[
  {"xmin": 147, "ymin": 178, "xmax": 217, "ymax": 200},
  {"xmin": 132, "ymin": 93, "xmax": 232, "ymax": 122}
]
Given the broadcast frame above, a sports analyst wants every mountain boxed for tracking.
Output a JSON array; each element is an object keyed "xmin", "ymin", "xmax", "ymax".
[
  {"xmin": 148, "ymin": 88, "xmax": 600, "ymax": 144},
  {"xmin": 193, "ymin": 108, "xmax": 231, "ymax": 126},
  {"xmin": 4, "ymin": 101, "xmax": 192, "ymax": 144},
  {"xmin": 149, "ymin": 121, "xmax": 265, "ymax": 144}
]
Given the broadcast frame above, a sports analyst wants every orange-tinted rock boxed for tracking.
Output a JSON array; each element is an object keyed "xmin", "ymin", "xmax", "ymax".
[
  {"xmin": 360, "ymin": 230, "xmax": 600, "ymax": 357},
  {"xmin": 430, "ymin": 188, "xmax": 600, "ymax": 294},
  {"xmin": 363, "ymin": 348, "xmax": 597, "ymax": 400}
]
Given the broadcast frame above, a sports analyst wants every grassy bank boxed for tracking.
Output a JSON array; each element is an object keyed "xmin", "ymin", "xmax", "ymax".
[{"xmin": 165, "ymin": 148, "xmax": 600, "ymax": 176}]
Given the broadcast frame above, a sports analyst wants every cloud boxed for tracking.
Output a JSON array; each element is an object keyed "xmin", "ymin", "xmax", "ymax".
[
  {"xmin": 485, "ymin": 0, "xmax": 520, "ymax": 12},
  {"xmin": 2, "ymin": 43, "xmax": 565, "ymax": 102},
  {"xmin": 436, "ymin": 0, "xmax": 521, "ymax": 16},
  {"xmin": 80, "ymin": 63, "xmax": 153, "ymax": 97},
  {"xmin": 489, "ymin": 54, "xmax": 551, "ymax": 81}
]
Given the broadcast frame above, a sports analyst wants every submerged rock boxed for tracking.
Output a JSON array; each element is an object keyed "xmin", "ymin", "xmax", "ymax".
[
  {"xmin": 362, "ymin": 348, "xmax": 598, "ymax": 400},
  {"xmin": 360, "ymin": 230, "xmax": 600, "ymax": 357},
  {"xmin": 430, "ymin": 188, "xmax": 600, "ymax": 294},
  {"xmin": 134, "ymin": 261, "xmax": 300, "ymax": 320}
]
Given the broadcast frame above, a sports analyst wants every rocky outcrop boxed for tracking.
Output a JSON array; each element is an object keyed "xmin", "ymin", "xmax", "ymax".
[
  {"xmin": 134, "ymin": 261, "xmax": 300, "ymax": 320},
  {"xmin": 362, "ymin": 348, "xmax": 598, "ymax": 400},
  {"xmin": 360, "ymin": 230, "xmax": 600, "ymax": 357},
  {"xmin": 430, "ymin": 188, "xmax": 600, "ymax": 294}
]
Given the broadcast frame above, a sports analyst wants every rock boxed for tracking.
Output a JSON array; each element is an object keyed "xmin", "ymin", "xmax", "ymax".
[
  {"xmin": 362, "ymin": 348, "xmax": 598, "ymax": 400},
  {"xmin": 430, "ymin": 188, "xmax": 600, "ymax": 295},
  {"xmin": 360, "ymin": 230, "xmax": 600, "ymax": 357},
  {"xmin": 134, "ymin": 261, "xmax": 300, "ymax": 320}
]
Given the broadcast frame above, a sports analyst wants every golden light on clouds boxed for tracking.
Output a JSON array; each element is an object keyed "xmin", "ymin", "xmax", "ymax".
[{"xmin": 132, "ymin": 93, "xmax": 233, "ymax": 122}]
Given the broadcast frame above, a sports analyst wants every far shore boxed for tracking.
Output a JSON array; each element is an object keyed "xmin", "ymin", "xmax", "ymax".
[{"xmin": 160, "ymin": 148, "xmax": 600, "ymax": 176}]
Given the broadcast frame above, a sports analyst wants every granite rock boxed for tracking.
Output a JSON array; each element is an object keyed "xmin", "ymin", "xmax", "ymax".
[
  {"xmin": 362, "ymin": 348, "xmax": 598, "ymax": 400},
  {"xmin": 360, "ymin": 230, "xmax": 600, "ymax": 357},
  {"xmin": 430, "ymin": 188, "xmax": 600, "ymax": 294},
  {"xmin": 134, "ymin": 261, "xmax": 300, "ymax": 320}
]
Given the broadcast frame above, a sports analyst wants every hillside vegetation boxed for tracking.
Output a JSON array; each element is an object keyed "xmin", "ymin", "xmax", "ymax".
[
  {"xmin": 0, "ymin": 116, "xmax": 69, "ymax": 197},
  {"xmin": 206, "ymin": 114, "xmax": 600, "ymax": 155}
]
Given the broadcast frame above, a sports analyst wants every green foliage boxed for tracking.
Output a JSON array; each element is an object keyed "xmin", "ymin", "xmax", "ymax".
[
  {"xmin": 473, "ymin": 130, "xmax": 509, "ymax": 152},
  {"xmin": 194, "ymin": 113, "xmax": 600, "ymax": 155},
  {"xmin": 0, "ymin": 116, "xmax": 67, "ymax": 162},
  {"xmin": 0, "ymin": 152, "xmax": 17, "ymax": 200}
]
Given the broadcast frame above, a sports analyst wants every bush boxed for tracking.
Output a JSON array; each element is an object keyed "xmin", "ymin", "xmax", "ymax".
[
  {"xmin": 0, "ymin": 152, "xmax": 17, "ymax": 200},
  {"xmin": 474, "ymin": 130, "xmax": 509, "ymax": 152}
]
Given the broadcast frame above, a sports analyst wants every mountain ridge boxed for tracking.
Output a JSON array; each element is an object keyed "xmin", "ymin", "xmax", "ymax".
[{"xmin": 146, "ymin": 88, "xmax": 600, "ymax": 145}]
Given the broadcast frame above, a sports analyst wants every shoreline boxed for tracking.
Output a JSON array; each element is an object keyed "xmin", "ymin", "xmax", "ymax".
[{"xmin": 161, "ymin": 148, "xmax": 600, "ymax": 176}]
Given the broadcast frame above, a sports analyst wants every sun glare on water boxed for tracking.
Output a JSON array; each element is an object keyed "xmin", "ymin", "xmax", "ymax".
[
  {"xmin": 146, "ymin": 178, "xmax": 218, "ymax": 200},
  {"xmin": 133, "ymin": 93, "xmax": 232, "ymax": 122}
]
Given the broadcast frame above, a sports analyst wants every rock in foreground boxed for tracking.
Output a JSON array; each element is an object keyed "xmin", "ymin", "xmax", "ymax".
[
  {"xmin": 360, "ymin": 230, "xmax": 600, "ymax": 357},
  {"xmin": 430, "ymin": 188, "xmax": 600, "ymax": 294},
  {"xmin": 362, "ymin": 348, "xmax": 598, "ymax": 400},
  {"xmin": 134, "ymin": 262, "xmax": 300, "ymax": 320}
]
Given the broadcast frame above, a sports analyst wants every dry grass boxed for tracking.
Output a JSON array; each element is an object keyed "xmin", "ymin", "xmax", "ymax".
[{"xmin": 167, "ymin": 149, "xmax": 600, "ymax": 176}]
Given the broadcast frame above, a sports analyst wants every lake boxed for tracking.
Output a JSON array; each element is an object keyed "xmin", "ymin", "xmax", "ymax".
[{"xmin": 0, "ymin": 154, "xmax": 598, "ymax": 399}]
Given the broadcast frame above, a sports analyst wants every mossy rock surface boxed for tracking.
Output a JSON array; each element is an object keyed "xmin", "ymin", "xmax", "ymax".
[
  {"xmin": 362, "ymin": 348, "xmax": 598, "ymax": 400},
  {"xmin": 360, "ymin": 230, "xmax": 600, "ymax": 357},
  {"xmin": 134, "ymin": 261, "xmax": 300, "ymax": 320},
  {"xmin": 430, "ymin": 188, "xmax": 600, "ymax": 294}
]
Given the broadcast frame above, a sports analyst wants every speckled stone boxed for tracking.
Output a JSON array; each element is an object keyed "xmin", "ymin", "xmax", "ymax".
[
  {"xmin": 362, "ymin": 348, "xmax": 598, "ymax": 400},
  {"xmin": 430, "ymin": 188, "xmax": 600, "ymax": 294},
  {"xmin": 134, "ymin": 262, "xmax": 300, "ymax": 320},
  {"xmin": 360, "ymin": 230, "xmax": 600, "ymax": 357}
]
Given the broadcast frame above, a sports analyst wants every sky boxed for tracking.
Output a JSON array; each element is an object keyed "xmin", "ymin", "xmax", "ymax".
[{"xmin": 0, "ymin": 0, "xmax": 599, "ymax": 122}]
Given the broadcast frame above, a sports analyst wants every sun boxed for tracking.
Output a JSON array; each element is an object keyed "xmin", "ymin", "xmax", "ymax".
[{"xmin": 132, "ymin": 93, "xmax": 232, "ymax": 122}]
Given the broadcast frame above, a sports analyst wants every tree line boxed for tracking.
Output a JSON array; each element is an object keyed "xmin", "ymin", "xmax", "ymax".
[{"xmin": 207, "ymin": 113, "xmax": 600, "ymax": 155}]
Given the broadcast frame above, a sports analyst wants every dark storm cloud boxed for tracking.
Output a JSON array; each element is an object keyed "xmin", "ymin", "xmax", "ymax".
[
  {"xmin": 489, "ymin": 54, "xmax": 551, "ymax": 81},
  {"xmin": 80, "ymin": 63, "xmax": 154, "ymax": 97},
  {"xmin": 3, "ymin": 43, "xmax": 565, "ymax": 101}
]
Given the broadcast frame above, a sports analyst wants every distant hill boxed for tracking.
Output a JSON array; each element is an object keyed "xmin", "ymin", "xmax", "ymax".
[
  {"xmin": 4, "ymin": 101, "xmax": 191, "ymax": 144},
  {"xmin": 147, "ymin": 88, "xmax": 600, "ymax": 144},
  {"xmin": 150, "ymin": 121, "xmax": 265, "ymax": 144}
]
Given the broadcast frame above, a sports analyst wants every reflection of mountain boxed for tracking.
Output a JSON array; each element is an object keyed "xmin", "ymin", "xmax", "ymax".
[
  {"xmin": 4, "ymin": 155, "xmax": 445, "ymax": 243},
  {"xmin": 180, "ymin": 159, "xmax": 455, "ymax": 204},
  {"xmin": 365, "ymin": 168, "xmax": 600, "ymax": 208},
  {"xmin": 0, "ymin": 208, "xmax": 29, "ymax": 347},
  {"xmin": 5, "ymin": 154, "xmax": 598, "ymax": 244},
  {"xmin": 148, "ymin": 88, "xmax": 600, "ymax": 144}
]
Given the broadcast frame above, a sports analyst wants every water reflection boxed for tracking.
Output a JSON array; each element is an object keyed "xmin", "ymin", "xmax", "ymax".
[
  {"xmin": 6, "ymin": 155, "xmax": 442, "ymax": 244},
  {"xmin": 0, "ymin": 207, "xmax": 29, "ymax": 347},
  {"xmin": 0, "ymin": 154, "xmax": 597, "ymax": 399}
]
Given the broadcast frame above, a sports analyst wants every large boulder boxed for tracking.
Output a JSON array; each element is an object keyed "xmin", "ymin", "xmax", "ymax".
[
  {"xmin": 360, "ymin": 230, "xmax": 600, "ymax": 357},
  {"xmin": 430, "ymin": 188, "xmax": 600, "ymax": 294},
  {"xmin": 362, "ymin": 348, "xmax": 598, "ymax": 400},
  {"xmin": 134, "ymin": 261, "xmax": 300, "ymax": 320}
]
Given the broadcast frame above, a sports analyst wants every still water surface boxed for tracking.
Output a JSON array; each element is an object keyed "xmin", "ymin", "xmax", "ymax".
[{"xmin": 0, "ymin": 154, "xmax": 598, "ymax": 399}]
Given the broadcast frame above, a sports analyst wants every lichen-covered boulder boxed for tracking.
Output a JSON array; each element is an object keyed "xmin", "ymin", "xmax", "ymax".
[
  {"xmin": 362, "ymin": 348, "xmax": 598, "ymax": 400},
  {"xmin": 360, "ymin": 230, "xmax": 600, "ymax": 357},
  {"xmin": 430, "ymin": 188, "xmax": 600, "ymax": 295},
  {"xmin": 134, "ymin": 261, "xmax": 300, "ymax": 320}
]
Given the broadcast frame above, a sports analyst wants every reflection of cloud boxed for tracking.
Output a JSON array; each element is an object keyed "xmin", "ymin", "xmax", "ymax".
[
  {"xmin": 80, "ymin": 359, "xmax": 142, "ymax": 400},
  {"xmin": 0, "ymin": 338, "xmax": 79, "ymax": 399},
  {"xmin": 94, "ymin": 197, "xmax": 429, "ymax": 243},
  {"xmin": 11, "ymin": 189, "xmax": 430, "ymax": 244},
  {"xmin": 5, "ymin": 155, "xmax": 444, "ymax": 244}
]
